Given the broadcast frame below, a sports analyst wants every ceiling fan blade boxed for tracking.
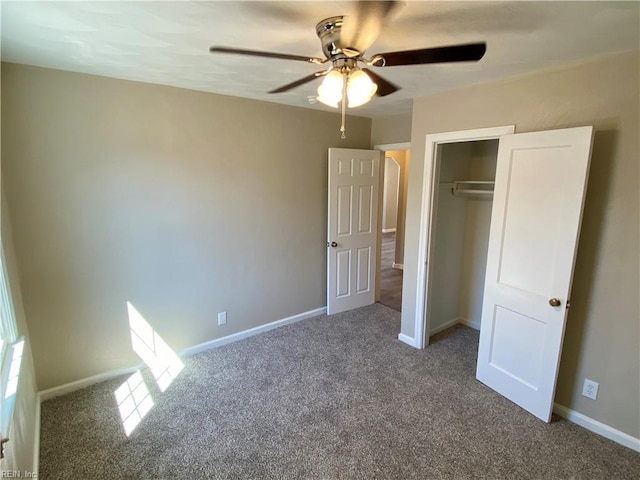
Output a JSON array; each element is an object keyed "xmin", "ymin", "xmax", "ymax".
[
  {"xmin": 341, "ymin": 1, "xmax": 399, "ymax": 54},
  {"xmin": 268, "ymin": 70, "xmax": 329, "ymax": 94},
  {"xmin": 362, "ymin": 68, "xmax": 399, "ymax": 97},
  {"xmin": 373, "ymin": 42, "xmax": 487, "ymax": 67},
  {"xmin": 210, "ymin": 46, "xmax": 324, "ymax": 64}
]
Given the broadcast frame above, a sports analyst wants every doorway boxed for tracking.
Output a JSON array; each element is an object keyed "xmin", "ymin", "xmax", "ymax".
[
  {"xmin": 375, "ymin": 142, "xmax": 411, "ymax": 312},
  {"xmin": 425, "ymin": 140, "xmax": 498, "ymax": 339},
  {"xmin": 407, "ymin": 126, "xmax": 514, "ymax": 348}
]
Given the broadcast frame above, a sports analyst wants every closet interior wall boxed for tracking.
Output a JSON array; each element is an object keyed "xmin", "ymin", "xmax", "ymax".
[{"xmin": 429, "ymin": 140, "xmax": 498, "ymax": 335}]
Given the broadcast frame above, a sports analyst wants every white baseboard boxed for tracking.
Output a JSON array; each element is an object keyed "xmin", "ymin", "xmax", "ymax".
[
  {"xmin": 429, "ymin": 318, "xmax": 460, "ymax": 336},
  {"xmin": 392, "ymin": 263, "xmax": 404, "ymax": 270},
  {"xmin": 39, "ymin": 364, "xmax": 142, "ymax": 401},
  {"xmin": 382, "ymin": 228, "xmax": 396, "ymax": 233},
  {"xmin": 33, "ymin": 394, "xmax": 41, "ymax": 474},
  {"xmin": 39, "ymin": 306, "xmax": 327, "ymax": 401},
  {"xmin": 429, "ymin": 317, "xmax": 481, "ymax": 336},
  {"xmin": 459, "ymin": 317, "xmax": 481, "ymax": 331},
  {"xmin": 181, "ymin": 307, "xmax": 326, "ymax": 357},
  {"xmin": 398, "ymin": 333, "xmax": 419, "ymax": 348},
  {"xmin": 553, "ymin": 403, "xmax": 640, "ymax": 452}
]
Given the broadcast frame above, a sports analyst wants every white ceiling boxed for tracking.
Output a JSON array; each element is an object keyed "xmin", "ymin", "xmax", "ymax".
[{"xmin": 2, "ymin": 1, "xmax": 639, "ymax": 118}]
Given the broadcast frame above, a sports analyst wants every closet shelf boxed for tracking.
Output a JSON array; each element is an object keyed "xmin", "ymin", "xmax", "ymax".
[{"xmin": 451, "ymin": 180, "xmax": 494, "ymax": 197}]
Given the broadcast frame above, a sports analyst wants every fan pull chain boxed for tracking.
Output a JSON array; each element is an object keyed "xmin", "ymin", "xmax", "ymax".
[{"xmin": 340, "ymin": 73, "xmax": 347, "ymax": 139}]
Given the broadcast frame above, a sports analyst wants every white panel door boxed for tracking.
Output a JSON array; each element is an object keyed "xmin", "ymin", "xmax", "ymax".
[
  {"xmin": 476, "ymin": 126, "xmax": 594, "ymax": 422},
  {"xmin": 327, "ymin": 148, "xmax": 381, "ymax": 315}
]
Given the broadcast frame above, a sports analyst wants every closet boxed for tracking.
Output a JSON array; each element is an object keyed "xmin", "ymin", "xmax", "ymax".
[
  {"xmin": 414, "ymin": 125, "xmax": 593, "ymax": 422},
  {"xmin": 427, "ymin": 139, "xmax": 499, "ymax": 336}
]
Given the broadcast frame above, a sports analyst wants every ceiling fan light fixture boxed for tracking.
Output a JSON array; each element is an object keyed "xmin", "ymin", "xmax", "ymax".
[
  {"xmin": 316, "ymin": 69, "xmax": 344, "ymax": 108},
  {"xmin": 346, "ymin": 69, "xmax": 377, "ymax": 108},
  {"xmin": 317, "ymin": 68, "xmax": 377, "ymax": 109}
]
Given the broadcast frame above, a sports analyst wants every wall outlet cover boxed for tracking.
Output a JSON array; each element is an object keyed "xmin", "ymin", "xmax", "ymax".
[
  {"xmin": 217, "ymin": 311, "xmax": 227, "ymax": 326},
  {"xmin": 581, "ymin": 379, "xmax": 599, "ymax": 400}
]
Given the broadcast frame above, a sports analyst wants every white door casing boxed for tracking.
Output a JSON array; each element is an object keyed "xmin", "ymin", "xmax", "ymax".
[
  {"xmin": 327, "ymin": 148, "xmax": 382, "ymax": 315},
  {"xmin": 476, "ymin": 126, "xmax": 594, "ymax": 422}
]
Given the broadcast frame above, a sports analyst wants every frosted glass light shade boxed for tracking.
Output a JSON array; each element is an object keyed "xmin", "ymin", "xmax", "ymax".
[
  {"xmin": 317, "ymin": 68, "xmax": 378, "ymax": 108},
  {"xmin": 347, "ymin": 70, "xmax": 377, "ymax": 108},
  {"xmin": 317, "ymin": 70, "xmax": 344, "ymax": 108}
]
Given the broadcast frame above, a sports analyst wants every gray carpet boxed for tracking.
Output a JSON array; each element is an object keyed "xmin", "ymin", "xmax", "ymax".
[{"xmin": 40, "ymin": 304, "xmax": 639, "ymax": 479}]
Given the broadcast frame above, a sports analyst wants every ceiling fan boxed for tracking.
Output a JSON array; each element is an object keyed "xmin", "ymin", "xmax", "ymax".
[{"xmin": 209, "ymin": 1, "xmax": 486, "ymax": 137}]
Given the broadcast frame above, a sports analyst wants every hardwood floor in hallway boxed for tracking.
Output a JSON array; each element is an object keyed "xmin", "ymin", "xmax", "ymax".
[{"xmin": 379, "ymin": 232, "xmax": 403, "ymax": 311}]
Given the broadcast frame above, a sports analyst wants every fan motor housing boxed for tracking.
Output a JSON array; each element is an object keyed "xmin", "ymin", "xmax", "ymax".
[{"xmin": 316, "ymin": 16, "xmax": 348, "ymax": 58}]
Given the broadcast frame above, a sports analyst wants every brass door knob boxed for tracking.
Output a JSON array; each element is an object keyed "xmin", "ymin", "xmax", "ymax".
[{"xmin": 549, "ymin": 298, "xmax": 562, "ymax": 307}]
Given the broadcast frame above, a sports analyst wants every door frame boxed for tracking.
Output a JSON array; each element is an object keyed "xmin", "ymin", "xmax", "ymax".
[
  {"xmin": 373, "ymin": 142, "xmax": 411, "ymax": 302},
  {"xmin": 411, "ymin": 126, "xmax": 515, "ymax": 349}
]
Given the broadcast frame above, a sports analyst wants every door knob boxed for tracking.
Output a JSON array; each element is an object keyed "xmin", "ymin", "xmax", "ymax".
[
  {"xmin": 549, "ymin": 298, "xmax": 562, "ymax": 307},
  {"xmin": 327, "ymin": 241, "xmax": 338, "ymax": 248}
]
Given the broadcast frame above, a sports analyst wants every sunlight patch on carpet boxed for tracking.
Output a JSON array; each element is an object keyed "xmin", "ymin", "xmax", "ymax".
[{"xmin": 114, "ymin": 371, "xmax": 154, "ymax": 436}]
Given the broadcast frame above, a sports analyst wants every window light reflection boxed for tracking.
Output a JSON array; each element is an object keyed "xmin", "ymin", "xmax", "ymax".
[
  {"xmin": 4, "ymin": 338, "xmax": 24, "ymax": 399},
  {"xmin": 126, "ymin": 302, "xmax": 184, "ymax": 392},
  {"xmin": 114, "ymin": 371, "xmax": 154, "ymax": 436}
]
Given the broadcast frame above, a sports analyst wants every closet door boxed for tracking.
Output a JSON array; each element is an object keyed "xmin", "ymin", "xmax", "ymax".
[{"xmin": 476, "ymin": 126, "xmax": 593, "ymax": 422}]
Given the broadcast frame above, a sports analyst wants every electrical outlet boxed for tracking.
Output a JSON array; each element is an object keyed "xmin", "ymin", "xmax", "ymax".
[
  {"xmin": 217, "ymin": 311, "xmax": 227, "ymax": 326},
  {"xmin": 582, "ymin": 379, "xmax": 599, "ymax": 400}
]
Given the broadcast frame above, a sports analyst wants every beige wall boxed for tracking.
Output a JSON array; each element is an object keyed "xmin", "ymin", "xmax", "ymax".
[
  {"xmin": 427, "ymin": 141, "xmax": 498, "ymax": 334},
  {"xmin": 1, "ymin": 63, "xmax": 372, "ymax": 390},
  {"xmin": 428, "ymin": 143, "xmax": 472, "ymax": 332},
  {"xmin": 401, "ymin": 51, "xmax": 640, "ymax": 437},
  {"xmin": 459, "ymin": 141, "xmax": 498, "ymax": 327},
  {"xmin": 371, "ymin": 113, "xmax": 412, "ymax": 146}
]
